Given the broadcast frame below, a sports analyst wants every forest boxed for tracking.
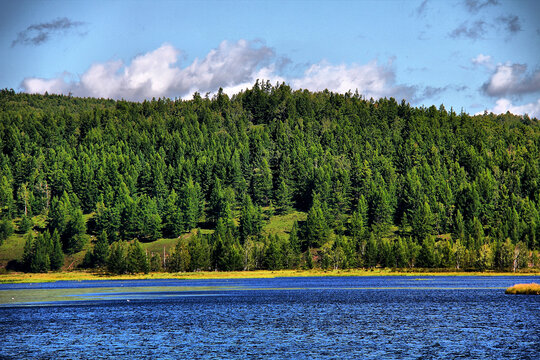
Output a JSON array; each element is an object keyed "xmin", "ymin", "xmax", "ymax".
[{"xmin": 0, "ymin": 81, "xmax": 539, "ymax": 274}]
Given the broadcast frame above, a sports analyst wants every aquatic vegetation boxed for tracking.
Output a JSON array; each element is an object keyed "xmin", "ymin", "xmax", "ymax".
[
  {"xmin": 505, "ymin": 283, "xmax": 540, "ymax": 295},
  {"xmin": 1, "ymin": 269, "xmax": 539, "ymax": 283}
]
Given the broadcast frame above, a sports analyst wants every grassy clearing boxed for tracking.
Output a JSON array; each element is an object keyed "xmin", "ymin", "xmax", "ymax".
[
  {"xmin": 0, "ymin": 232, "xmax": 26, "ymax": 267},
  {"xmin": 1, "ymin": 268, "xmax": 539, "ymax": 284},
  {"xmin": 262, "ymin": 211, "xmax": 307, "ymax": 239},
  {"xmin": 505, "ymin": 283, "xmax": 540, "ymax": 295}
]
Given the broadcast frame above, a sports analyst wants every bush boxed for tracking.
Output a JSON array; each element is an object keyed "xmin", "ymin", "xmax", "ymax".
[{"xmin": 0, "ymin": 219, "xmax": 14, "ymax": 245}]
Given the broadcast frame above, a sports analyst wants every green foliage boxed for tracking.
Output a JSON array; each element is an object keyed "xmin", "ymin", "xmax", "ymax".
[
  {"xmin": 126, "ymin": 239, "xmax": 149, "ymax": 274},
  {"xmin": 305, "ymin": 194, "xmax": 330, "ymax": 248},
  {"xmin": 107, "ymin": 241, "xmax": 128, "ymax": 274},
  {"xmin": 93, "ymin": 231, "xmax": 110, "ymax": 268},
  {"xmin": 1, "ymin": 85, "xmax": 539, "ymax": 272},
  {"xmin": 49, "ymin": 230, "xmax": 64, "ymax": 270},
  {"xmin": 149, "ymin": 252, "xmax": 163, "ymax": 272},
  {"xmin": 239, "ymin": 194, "xmax": 262, "ymax": 242},
  {"xmin": 0, "ymin": 175, "xmax": 14, "ymax": 219},
  {"xmin": 18, "ymin": 215, "xmax": 33, "ymax": 233},
  {"xmin": 350, "ymin": 196, "xmax": 368, "ymax": 242},
  {"xmin": 0, "ymin": 218, "xmax": 14, "ymax": 245},
  {"xmin": 162, "ymin": 189, "xmax": 184, "ymax": 238}
]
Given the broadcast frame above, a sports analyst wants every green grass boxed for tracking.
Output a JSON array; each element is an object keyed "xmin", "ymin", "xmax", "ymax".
[
  {"xmin": 0, "ymin": 232, "xmax": 26, "ymax": 267},
  {"xmin": 262, "ymin": 211, "xmax": 307, "ymax": 239},
  {"xmin": 142, "ymin": 236, "xmax": 181, "ymax": 255}
]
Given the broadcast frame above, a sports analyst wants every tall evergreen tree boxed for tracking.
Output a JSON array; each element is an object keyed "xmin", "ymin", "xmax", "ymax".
[
  {"xmin": 93, "ymin": 231, "xmax": 110, "ymax": 268},
  {"xmin": 305, "ymin": 194, "xmax": 329, "ymax": 248},
  {"xmin": 49, "ymin": 230, "xmax": 64, "ymax": 271}
]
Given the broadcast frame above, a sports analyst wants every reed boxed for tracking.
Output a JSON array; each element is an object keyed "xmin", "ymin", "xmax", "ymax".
[{"xmin": 505, "ymin": 283, "xmax": 540, "ymax": 295}]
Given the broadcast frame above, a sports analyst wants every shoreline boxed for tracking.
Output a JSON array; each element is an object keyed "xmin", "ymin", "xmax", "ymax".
[{"xmin": 1, "ymin": 269, "xmax": 539, "ymax": 283}]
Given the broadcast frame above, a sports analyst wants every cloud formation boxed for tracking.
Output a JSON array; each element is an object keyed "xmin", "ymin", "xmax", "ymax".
[
  {"xmin": 12, "ymin": 17, "xmax": 86, "ymax": 47},
  {"xmin": 421, "ymin": 85, "xmax": 468, "ymax": 99},
  {"xmin": 481, "ymin": 63, "xmax": 540, "ymax": 97},
  {"xmin": 482, "ymin": 98, "xmax": 540, "ymax": 118},
  {"xmin": 21, "ymin": 40, "xmax": 417, "ymax": 102},
  {"xmin": 416, "ymin": 0, "xmax": 430, "ymax": 17},
  {"xmin": 496, "ymin": 15, "xmax": 521, "ymax": 34},
  {"xmin": 449, "ymin": 20, "xmax": 487, "ymax": 39},
  {"xmin": 464, "ymin": 0, "xmax": 499, "ymax": 13},
  {"xmin": 471, "ymin": 54, "xmax": 493, "ymax": 68}
]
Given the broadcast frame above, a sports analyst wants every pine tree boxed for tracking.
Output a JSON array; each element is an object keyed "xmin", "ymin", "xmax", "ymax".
[
  {"xmin": 30, "ymin": 233, "xmax": 50, "ymax": 273},
  {"xmin": 275, "ymin": 178, "xmax": 293, "ymax": 213},
  {"xmin": 264, "ymin": 235, "xmax": 283, "ymax": 270},
  {"xmin": 169, "ymin": 239, "xmax": 191, "ymax": 272},
  {"xmin": 93, "ymin": 231, "xmax": 110, "ymax": 268},
  {"xmin": 188, "ymin": 232, "xmax": 211, "ymax": 271},
  {"xmin": 18, "ymin": 214, "xmax": 33, "ymax": 233},
  {"xmin": 0, "ymin": 218, "xmax": 14, "ymax": 245},
  {"xmin": 179, "ymin": 179, "xmax": 202, "ymax": 230},
  {"xmin": 0, "ymin": 175, "xmax": 14, "ymax": 219},
  {"xmin": 251, "ymin": 158, "xmax": 273, "ymax": 206},
  {"xmin": 126, "ymin": 239, "xmax": 149, "ymax": 273},
  {"xmin": 411, "ymin": 200, "xmax": 434, "ymax": 241},
  {"xmin": 365, "ymin": 232, "xmax": 378, "ymax": 268},
  {"xmin": 49, "ymin": 230, "xmax": 64, "ymax": 270},
  {"xmin": 350, "ymin": 195, "xmax": 368, "ymax": 242},
  {"xmin": 305, "ymin": 194, "xmax": 329, "ymax": 248},
  {"xmin": 239, "ymin": 194, "xmax": 262, "ymax": 242},
  {"xmin": 65, "ymin": 207, "xmax": 87, "ymax": 254},
  {"xmin": 453, "ymin": 209, "xmax": 466, "ymax": 240},
  {"xmin": 289, "ymin": 221, "xmax": 301, "ymax": 253},
  {"xmin": 162, "ymin": 189, "xmax": 183, "ymax": 238},
  {"xmin": 22, "ymin": 232, "xmax": 34, "ymax": 271},
  {"xmin": 418, "ymin": 236, "xmax": 436, "ymax": 268},
  {"xmin": 107, "ymin": 241, "xmax": 128, "ymax": 274}
]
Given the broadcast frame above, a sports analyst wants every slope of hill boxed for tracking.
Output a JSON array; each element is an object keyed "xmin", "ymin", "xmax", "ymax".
[{"xmin": 0, "ymin": 83, "xmax": 539, "ymax": 273}]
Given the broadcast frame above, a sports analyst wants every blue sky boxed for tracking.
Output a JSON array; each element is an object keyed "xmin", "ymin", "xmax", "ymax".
[{"xmin": 1, "ymin": 0, "xmax": 539, "ymax": 117}]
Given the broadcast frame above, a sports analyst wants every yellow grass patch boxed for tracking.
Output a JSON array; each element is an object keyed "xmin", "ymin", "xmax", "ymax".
[
  {"xmin": 1, "ymin": 268, "xmax": 539, "ymax": 284},
  {"xmin": 505, "ymin": 283, "xmax": 540, "ymax": 295}
]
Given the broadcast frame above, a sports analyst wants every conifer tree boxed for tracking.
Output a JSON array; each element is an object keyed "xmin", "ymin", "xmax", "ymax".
[
  {"xmin": 22, "ymin": 232, "xmax": 34, "ymax": 271},
  {"xmin": 350, "ymin": 195, "xmax": 368, "ymax": 242},
  {"xmin": 18, "ymin": 214, "xmax": 33, "ymax": 233},
  {"xmin": 162, "ymin": 189, "xmax": 183, "ymax": 238},
  {"xmin": 49, "ymin": 230, "xmax": 64, "ymax": 270},
  {"xmin": 411, "ymin": 200, "xmax": 434, "ymax": 241},
  {"xmin": 93, "ymin": 231, "xmax": 110, "ymax": 268},
  {"xmin": 305, "ymin": 194, "xmax": 329, "ymax": 248},
  {"xmin": 275, "ymin": 178, "xmax": 293, "ymax": 213},
  {"xmin": 239, "ymin": 194, "xmax": 262, "ymax": 242},
  {"xmin": 107, "ymin": 241, "xmax": 128, "ymax": 274},
  {"xmin": 0, "ymin": 218, "xmax": 14, "ymax": 245},
  {"xmin": 365, "ymin": 232, "xmax": 378, "ymax": 268},
  {"xmin": 0, "ymin": 175, "xmax": 14, "ymax": 219}
]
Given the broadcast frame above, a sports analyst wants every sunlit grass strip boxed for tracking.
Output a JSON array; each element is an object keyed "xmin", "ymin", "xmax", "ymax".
[
  {"xmin": 1, "ymin": 269, "xmax": 540, "ymax": 284},
  {"xmin": 505, "ymin": 283, "xmax": 540, "ymax": 295}
]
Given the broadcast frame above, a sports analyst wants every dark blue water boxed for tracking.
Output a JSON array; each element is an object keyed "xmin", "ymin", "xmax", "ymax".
[{"xmin": 1, "ymin": 276, "xmax": 539, "ymax": 359}]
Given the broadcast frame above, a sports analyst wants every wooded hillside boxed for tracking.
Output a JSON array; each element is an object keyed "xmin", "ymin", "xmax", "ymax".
[{"xmin": 0, "ymin": 82, "xmax": 539, "ymax": 273}]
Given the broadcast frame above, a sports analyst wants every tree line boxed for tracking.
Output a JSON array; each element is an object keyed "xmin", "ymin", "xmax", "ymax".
[{"xmin": 0, "ymin": 82, "xmax": 538, "ymax": 273}]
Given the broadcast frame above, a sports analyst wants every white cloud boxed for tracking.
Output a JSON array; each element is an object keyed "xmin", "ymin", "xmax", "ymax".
[
  {"xmin": 291, "ymin": 61, "xmax": 415, "ymax": 100},
  {"xmin": 21, "ymin": 40, "xmax": 416, "ymax": 102},
  {"xmin": 22, "ymin": 41, "xmax": 277, "ymax": 101},
  {"xmin": 471, "ymin": 54, "xmax": 493, "ymax": 68},
  {"xmin": 482, "ymin": 62, "xmax": 540, "ymax": 97},
  {"xmin": 21, "ymin": 76, "xmax": 70, "ymax": 95},
  {"xmin": 480, "ymin": 98, "xmax": 540, "ymax": 118}
]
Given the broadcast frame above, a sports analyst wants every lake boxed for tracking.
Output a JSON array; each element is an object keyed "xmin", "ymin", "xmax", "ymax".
[{"xmin": 1, "ymin": 276, "xmax": 539, "ymax": 359}]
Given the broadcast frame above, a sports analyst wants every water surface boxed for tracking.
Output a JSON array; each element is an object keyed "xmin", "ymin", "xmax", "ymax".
[{"xmin": 1, "ymin": 276, "xmax": 538, "ymax": 359}]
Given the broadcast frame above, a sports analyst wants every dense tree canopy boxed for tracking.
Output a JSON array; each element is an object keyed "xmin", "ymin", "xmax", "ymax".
[{"xmin": 0, "ymin": 83, "xmax": 539, "ymax": 273}]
